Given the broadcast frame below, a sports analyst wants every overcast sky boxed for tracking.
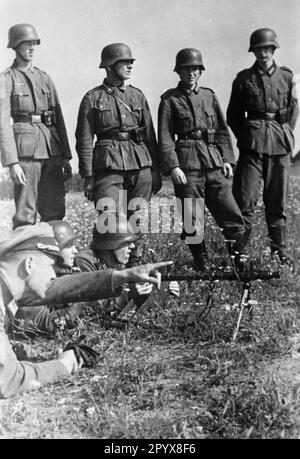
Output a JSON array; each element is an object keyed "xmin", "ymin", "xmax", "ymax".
[{"xmin": 1, "ymin": 0, "xmax": 300, "ymax": 172}]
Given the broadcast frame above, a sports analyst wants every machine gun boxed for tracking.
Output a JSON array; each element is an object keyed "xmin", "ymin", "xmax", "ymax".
[{"xmin": 161, "ymin": 266, "xmax": 280, "ymax": 341}]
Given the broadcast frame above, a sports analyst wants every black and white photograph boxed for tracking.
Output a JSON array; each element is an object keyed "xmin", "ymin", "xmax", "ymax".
[{"xmin": 0, "ymin": 0, "xmax": 300, "ymax": 442}]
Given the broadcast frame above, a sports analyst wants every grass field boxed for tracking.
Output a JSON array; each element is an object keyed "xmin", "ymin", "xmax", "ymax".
[{"xmin": 0, "ymin": 176, "xmax": 300, "ymax": 439}]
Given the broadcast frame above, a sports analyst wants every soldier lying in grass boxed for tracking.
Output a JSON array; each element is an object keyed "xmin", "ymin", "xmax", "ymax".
[{"xmin": 0, "ymin": 222, "xmax": 172, "ymax": 398}]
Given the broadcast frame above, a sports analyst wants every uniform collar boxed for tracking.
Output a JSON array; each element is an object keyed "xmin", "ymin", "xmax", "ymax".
[
  {"xmin": 12, "ymin": 59, "xmax": 35, "ymax": 74},
  {"xmin": 178, "ymin": 81, "xmax": 200, "ymax": 95},
  {"xmin": 103, "ymin": 78, "xmax": 127, "ymax": 93},
  {"xmin": 254, "ymin": 60, "xmax": 277, "ymax": 77}
]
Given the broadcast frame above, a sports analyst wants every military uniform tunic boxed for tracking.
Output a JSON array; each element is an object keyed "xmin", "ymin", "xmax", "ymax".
[
  {"xmin": 0, "ymin": 61, "xmax": 72, "ymax": 228},
  {"xmin": 0, "ymin": 264, "xmax": 121, "ymax": 398},
  {"xmin": 158, "ymin": 82, "xmax": 245, "ymax": 242},
  {"xmin": 15, "ymin": 248, "xmax": 145, "ymax": 332},
  {"xmin": 75, "ymin": 78, "xmax": 158, "ymax": 204},
  {"xmin": 227, "ymin": 61, "xmax": 299, "ymax": 239},
  {"xmin": 76, "ymin": 78, "xmax": 160, "ymax": 266}
]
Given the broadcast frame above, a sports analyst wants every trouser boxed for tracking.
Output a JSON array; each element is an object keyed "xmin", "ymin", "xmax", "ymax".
[
  {"xmin": 232, "ymin": 151, "xmax": 290, "ymax": 250},
  {"xmin": 93, "ymin": 168, "xmax": 152, "ymax": 266},
  {"xmin": 12, "ymin": 156, "xmax": 65, "ymax": 229},
  {"xmin": 174, "ymin": 168, "xmax": 245, "ymax": 245}
]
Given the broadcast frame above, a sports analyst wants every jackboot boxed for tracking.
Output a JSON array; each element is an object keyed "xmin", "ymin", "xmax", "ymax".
[
  {"xmin": 187, "ymin": 241, "xmax": 209, "ymax": 271},
  {"xmin": 226, "ymin": 231, "xmax": 249, "ymax": 271},
  {"xmin": 268, "ymin": 226, "xmax": 293, "ymax": 265}
]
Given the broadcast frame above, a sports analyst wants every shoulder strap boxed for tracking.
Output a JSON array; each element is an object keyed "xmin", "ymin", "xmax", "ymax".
[{"xmin": 102, "ymin": 82, "xmax": 134, "ymax": 114}]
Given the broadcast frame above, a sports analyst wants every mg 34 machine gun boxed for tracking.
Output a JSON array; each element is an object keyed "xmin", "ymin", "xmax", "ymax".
[{"xmin": 161, "ymin": 263, "xmax": 280, "ymax": 341}]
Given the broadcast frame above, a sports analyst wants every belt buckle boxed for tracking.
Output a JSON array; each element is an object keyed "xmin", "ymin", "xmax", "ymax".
[
  {"xmin": 193, "ymin": 130, "xmax": 202, "ymax": 140},
  {"xmin": 31, "ymin": 115, "xmax": 41, "ymax": 123},
  {"xmin": 118, "ymin": 132, "xmax": 129, "ymax": 141}
]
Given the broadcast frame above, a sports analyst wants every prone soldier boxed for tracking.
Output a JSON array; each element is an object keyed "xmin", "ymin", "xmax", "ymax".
[
  {"xmin": 158, "ymin": 48, "xmax": 246, "ymax": 269},
  {"xmin": 15, "ymin": 219, "xmax": 180, "ymax": 334},
  {"xmin": 0, "ymin": 24, "xmax": 72, "ymax": 229},
  {"xmin": 0, "ymin": 222, "xmax": 172, "ymax": 398},
  {"xmin": 226, "ymin": 28, "xmax": 299, "ymax": 263},
  {"xmin": 75, "ymin": 43, "xmax": 162, "ymax": 268}
]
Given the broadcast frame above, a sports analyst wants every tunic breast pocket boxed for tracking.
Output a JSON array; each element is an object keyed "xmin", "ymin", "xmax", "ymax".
[
  {"xmin": 93, "ymin": 102, "xmax": 113, "ymax": 129},
  {"xmin": 131, "ymin": 105, "xmax": 143, "ymax": 123},
  {"xmin": 175, "ymin": 108, "xmax": 193, "ymax": 131},
  {"xmin": 278, "ymin": 88, "xmax": 289, "ymax": 107},
  {"xmin": 41, "ymin": 87, "xmax": 50, "ymax": 108},
  {"xmin": 244, "ymin": 85, "xmax": 261, "ymax": 109},
  {"xmin": 11, "ymin": 90, "xmax": 31, "ymax": 113}
]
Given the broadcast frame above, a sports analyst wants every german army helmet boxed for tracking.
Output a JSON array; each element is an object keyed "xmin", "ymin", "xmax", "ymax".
[
  {"xmin": 48, "ymin": 220, "xmax": 77, "ymax": 250},
  {"xmin": 99, "ymin": 43, "xmax": 135, "ymax": 68},
  {"xmin": 174, "ymin": 48, "xmax": 205, "ymax": 72},
  {"xmin": 7, "ymin": 23, "xmax": 40, "ymax": 49},
  {"xmin": 248, "ymin": 28, "xmax": 279, "ymax": 52},
  {"xmin": 91, "ymin": 218, "xmax": 138, "ymax": 250}
]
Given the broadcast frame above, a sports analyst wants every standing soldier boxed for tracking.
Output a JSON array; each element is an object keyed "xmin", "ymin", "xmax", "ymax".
[
  {"xmin": 158, "ymin": 48, "xmax": 245, "ymax": 269},
  {"xmin": 75, "ymin": 43, "xmax": 162, "ymax": 267},
  {"xmin": 227, "ymin": 28, "xmax": 299, "ymax": 263},
  {"xmin": 0, "ymin": 24, "xmax": 72, "ymax": 229}
]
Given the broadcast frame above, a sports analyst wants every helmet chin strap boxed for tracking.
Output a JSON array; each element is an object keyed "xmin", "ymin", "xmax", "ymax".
[
  {"xmin": 15, "ymin": 48, "xmax": 32, "ymax": 66},
  {"xmin": 106, "ymin": 65, "xmax": 125, "ymax": 86}
]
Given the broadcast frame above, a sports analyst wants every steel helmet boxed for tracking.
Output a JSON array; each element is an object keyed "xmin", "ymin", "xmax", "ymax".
[
  {"xmin": 99, "ymin": 43, "xmax": 135, "ymax": 68},
  {"xmin": 48, "ymin": 220, "xmax": 77, "ymax": 250},
  {"xmin": 7, "ymin": 23, "xmax": 40, "ymax": 49},
  {"xmin": 248, "ymin": 28, "xmax": 279, "ymax": 52},
  {"xmin": 91, "ymin": 218, "xmax": 138, "ymax": 251},
  {"xmin": 174, "ymin": 48, "xmax": 205, "ymax": 72}
]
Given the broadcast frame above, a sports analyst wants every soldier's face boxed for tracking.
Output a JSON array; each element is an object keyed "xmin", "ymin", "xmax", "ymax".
[
  {"xmin": 60, "ymin": 245, "xmax": 78, "ymax": 268},
  {"xmin": 253, "ymin": 46, "xmax": 275, "ymax": 65},
  {"xmin": 24, "ymin": 253, "xmax": 57, "ymax": 299},
  {"xmin": 113, "ymin": 60, "xmax": 134, "ymax": 80},
  {"xmin": 15, "ymin": 40, "xmax": 38, "ymax": 62},
  {"xmin": 178, "ymin": 66, "xmax": 202, "ymax": 88},
  {"xmin": 113, "ymin": 241, "xmax": 135, "ymax": 265}
]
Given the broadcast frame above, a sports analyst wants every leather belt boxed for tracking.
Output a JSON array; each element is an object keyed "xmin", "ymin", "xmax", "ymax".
[
  {"xmin": 97, "ymin": 126, "xmax": 146, "ymax": 143},
  {"xmin": 13, "ymin": 114, "xmax": 42, "ymax": 123},
  {"xmin": 177, "ymin": 129, "xmax": 204, "ymax": 141},
  {"xmin": 247, "ymin": 112, "xmax": 277, "ymax": 121},
  {"xmin": 97, "ymin": 131, "xmax": 133, "ymax": 141}
]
